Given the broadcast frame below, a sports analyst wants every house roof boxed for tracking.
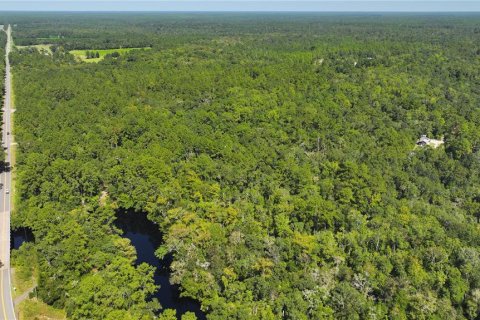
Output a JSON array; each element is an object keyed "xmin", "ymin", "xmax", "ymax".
[{"xmin": 416, "ymin": 135, "xmax": 444, "ymax": 148}]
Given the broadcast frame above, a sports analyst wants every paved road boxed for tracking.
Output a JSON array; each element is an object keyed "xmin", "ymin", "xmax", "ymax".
[{"xmin": 0, "ymin": 24, "xmax": 16, "ymax": 320}]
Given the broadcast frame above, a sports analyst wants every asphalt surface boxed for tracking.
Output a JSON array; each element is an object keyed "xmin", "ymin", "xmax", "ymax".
[{"xmin": 0, "ymin": 24, "xmax": 16, "ymax": 320}]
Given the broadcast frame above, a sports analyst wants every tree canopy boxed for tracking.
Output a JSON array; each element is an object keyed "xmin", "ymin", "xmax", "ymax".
[{"xmin": 4, "ymin": 13, "xmax": 480, "ymax": 319}]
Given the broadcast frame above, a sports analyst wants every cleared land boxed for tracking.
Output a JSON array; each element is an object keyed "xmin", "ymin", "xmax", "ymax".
[
  {"xmin": 69, "ymin": 47, "xmax": 151, "ymax": 63},
  {"xmin": 16, "ymin": 44, "xmax": 52, "ymax": 54},
  {"xmin": 18, "ymin": 299, "xmax": 66, "ymax": 320},
  {"xmin": 11, "ymin": 249, "xmax": 36, "ymax": 300}
]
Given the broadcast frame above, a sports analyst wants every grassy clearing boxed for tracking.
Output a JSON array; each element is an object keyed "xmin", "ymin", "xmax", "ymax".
[
  {"xmin": 11, "ymin": 264, "xmax": 35, "ymax": 300},
  {"xmin": 70, "ymin": 47, "xmax": 151, "ymax": 63},
  {"xmin": 11, "ymin": 244, "xmax": 37, "ymax": 299},
  {"xmin": 16, "ymin": 44, "xmax": 53, "ymax": 55},
  {"xmin": 37, "ymin": 36, "xmax": 61, "ymax": 40},
  {"xmin": 18, "ymin": 299, "xmax": 66, "ymax": 320}
]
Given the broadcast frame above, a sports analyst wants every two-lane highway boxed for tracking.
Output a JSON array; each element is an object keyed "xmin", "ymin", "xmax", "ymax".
[{"xmin": 0, "ymin": 24, "xmax": 16, "ymax": 320}]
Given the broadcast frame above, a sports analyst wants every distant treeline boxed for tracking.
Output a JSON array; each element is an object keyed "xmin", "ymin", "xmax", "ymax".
[{"xmin": 4, "ymin": 12, "xmax": 480, "ymax": 50}]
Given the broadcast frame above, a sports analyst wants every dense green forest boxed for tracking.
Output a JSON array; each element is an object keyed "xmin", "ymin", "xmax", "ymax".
[
  {"xmin": 4, "ymin": 13, "xmax": 480, "ymax": 319},
  {"xmin": 0, "ymin": 28, "xmax": 5, "ymax": 167}
]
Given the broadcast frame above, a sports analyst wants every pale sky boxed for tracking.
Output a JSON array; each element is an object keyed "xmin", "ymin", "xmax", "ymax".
[{"xmin": 0, "ymin": 1, "xmax": 479, "ymax": 12}]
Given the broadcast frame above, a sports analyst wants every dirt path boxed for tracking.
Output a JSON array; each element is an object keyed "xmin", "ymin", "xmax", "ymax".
[{"xmin": 14, "ymin": 285, "xmax": 36, "ymax": 306}]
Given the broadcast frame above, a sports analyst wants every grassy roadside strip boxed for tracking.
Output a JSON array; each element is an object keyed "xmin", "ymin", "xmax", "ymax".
[
  {"xmin": 11, "ymin": 246, "xmax": 36, "ymax": 300},
  {"xmin": 18, "ymin": 299, "xmax": 66, "ymax": 320}
]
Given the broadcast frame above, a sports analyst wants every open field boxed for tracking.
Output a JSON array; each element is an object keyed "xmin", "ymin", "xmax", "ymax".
[
  {"xmin": 11, "ymin": 265, "xmax": 34, "ymax": 300},
  {"xmin": 18, "ymin": 299, "xmax": 66, "ymax": 320},
  {"xmin": 16, "ymin": 44, "xmax": 52, "ymax": 54},
  {"xmin": 69, "ymin": 47, "xmax": 151, "ymax": 62}
]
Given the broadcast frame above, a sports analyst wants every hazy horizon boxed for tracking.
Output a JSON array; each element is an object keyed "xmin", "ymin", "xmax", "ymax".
[{"xmin": 0, "ymin": 1, "xmax": 479, "ymax": 12}]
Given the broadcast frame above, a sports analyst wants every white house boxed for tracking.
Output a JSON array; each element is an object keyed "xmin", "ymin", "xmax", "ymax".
[{"xmin": 416, "ymin": 135, "xmax": 444, "ymax": 148}]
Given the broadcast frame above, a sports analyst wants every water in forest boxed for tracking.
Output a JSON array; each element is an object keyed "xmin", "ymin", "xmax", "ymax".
[
  {"xmin": 115, "ymin": 211, "xmax": 206, "ymax": 320},
  {"xmin": 11, "ymin": 227, "xmax": 34, "ymax": 249}
]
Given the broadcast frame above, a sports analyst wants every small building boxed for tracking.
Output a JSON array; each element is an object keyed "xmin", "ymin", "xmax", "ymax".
[
  {"xmin": 416, "ymin": 135, "xmax": 430, "ymax": 146},
  {"xmin": 416, "ymin": 135, "xmax": 444, "ymax": 148}
]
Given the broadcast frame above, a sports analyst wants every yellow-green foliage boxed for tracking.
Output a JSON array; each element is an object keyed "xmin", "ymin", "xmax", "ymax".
[
  {"xmin": 69, "ymin": 47, "xmax": 150, "ymax": 63},
  {"xmin": 18, "ymin": 299, "xmax": 66, "ymax": 320},
  {"xmin": 16, "ymin": 44, "xmax": 53, "ymax": 54}
]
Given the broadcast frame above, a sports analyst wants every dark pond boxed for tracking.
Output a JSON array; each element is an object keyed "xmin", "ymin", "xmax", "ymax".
[
  {"xmin": 11, "ymin": 227, "xmax": 34, "ymax": 250},
  {"xmin": 115, "ymin": 211, "xmax": 206, "ymax": 320}
]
